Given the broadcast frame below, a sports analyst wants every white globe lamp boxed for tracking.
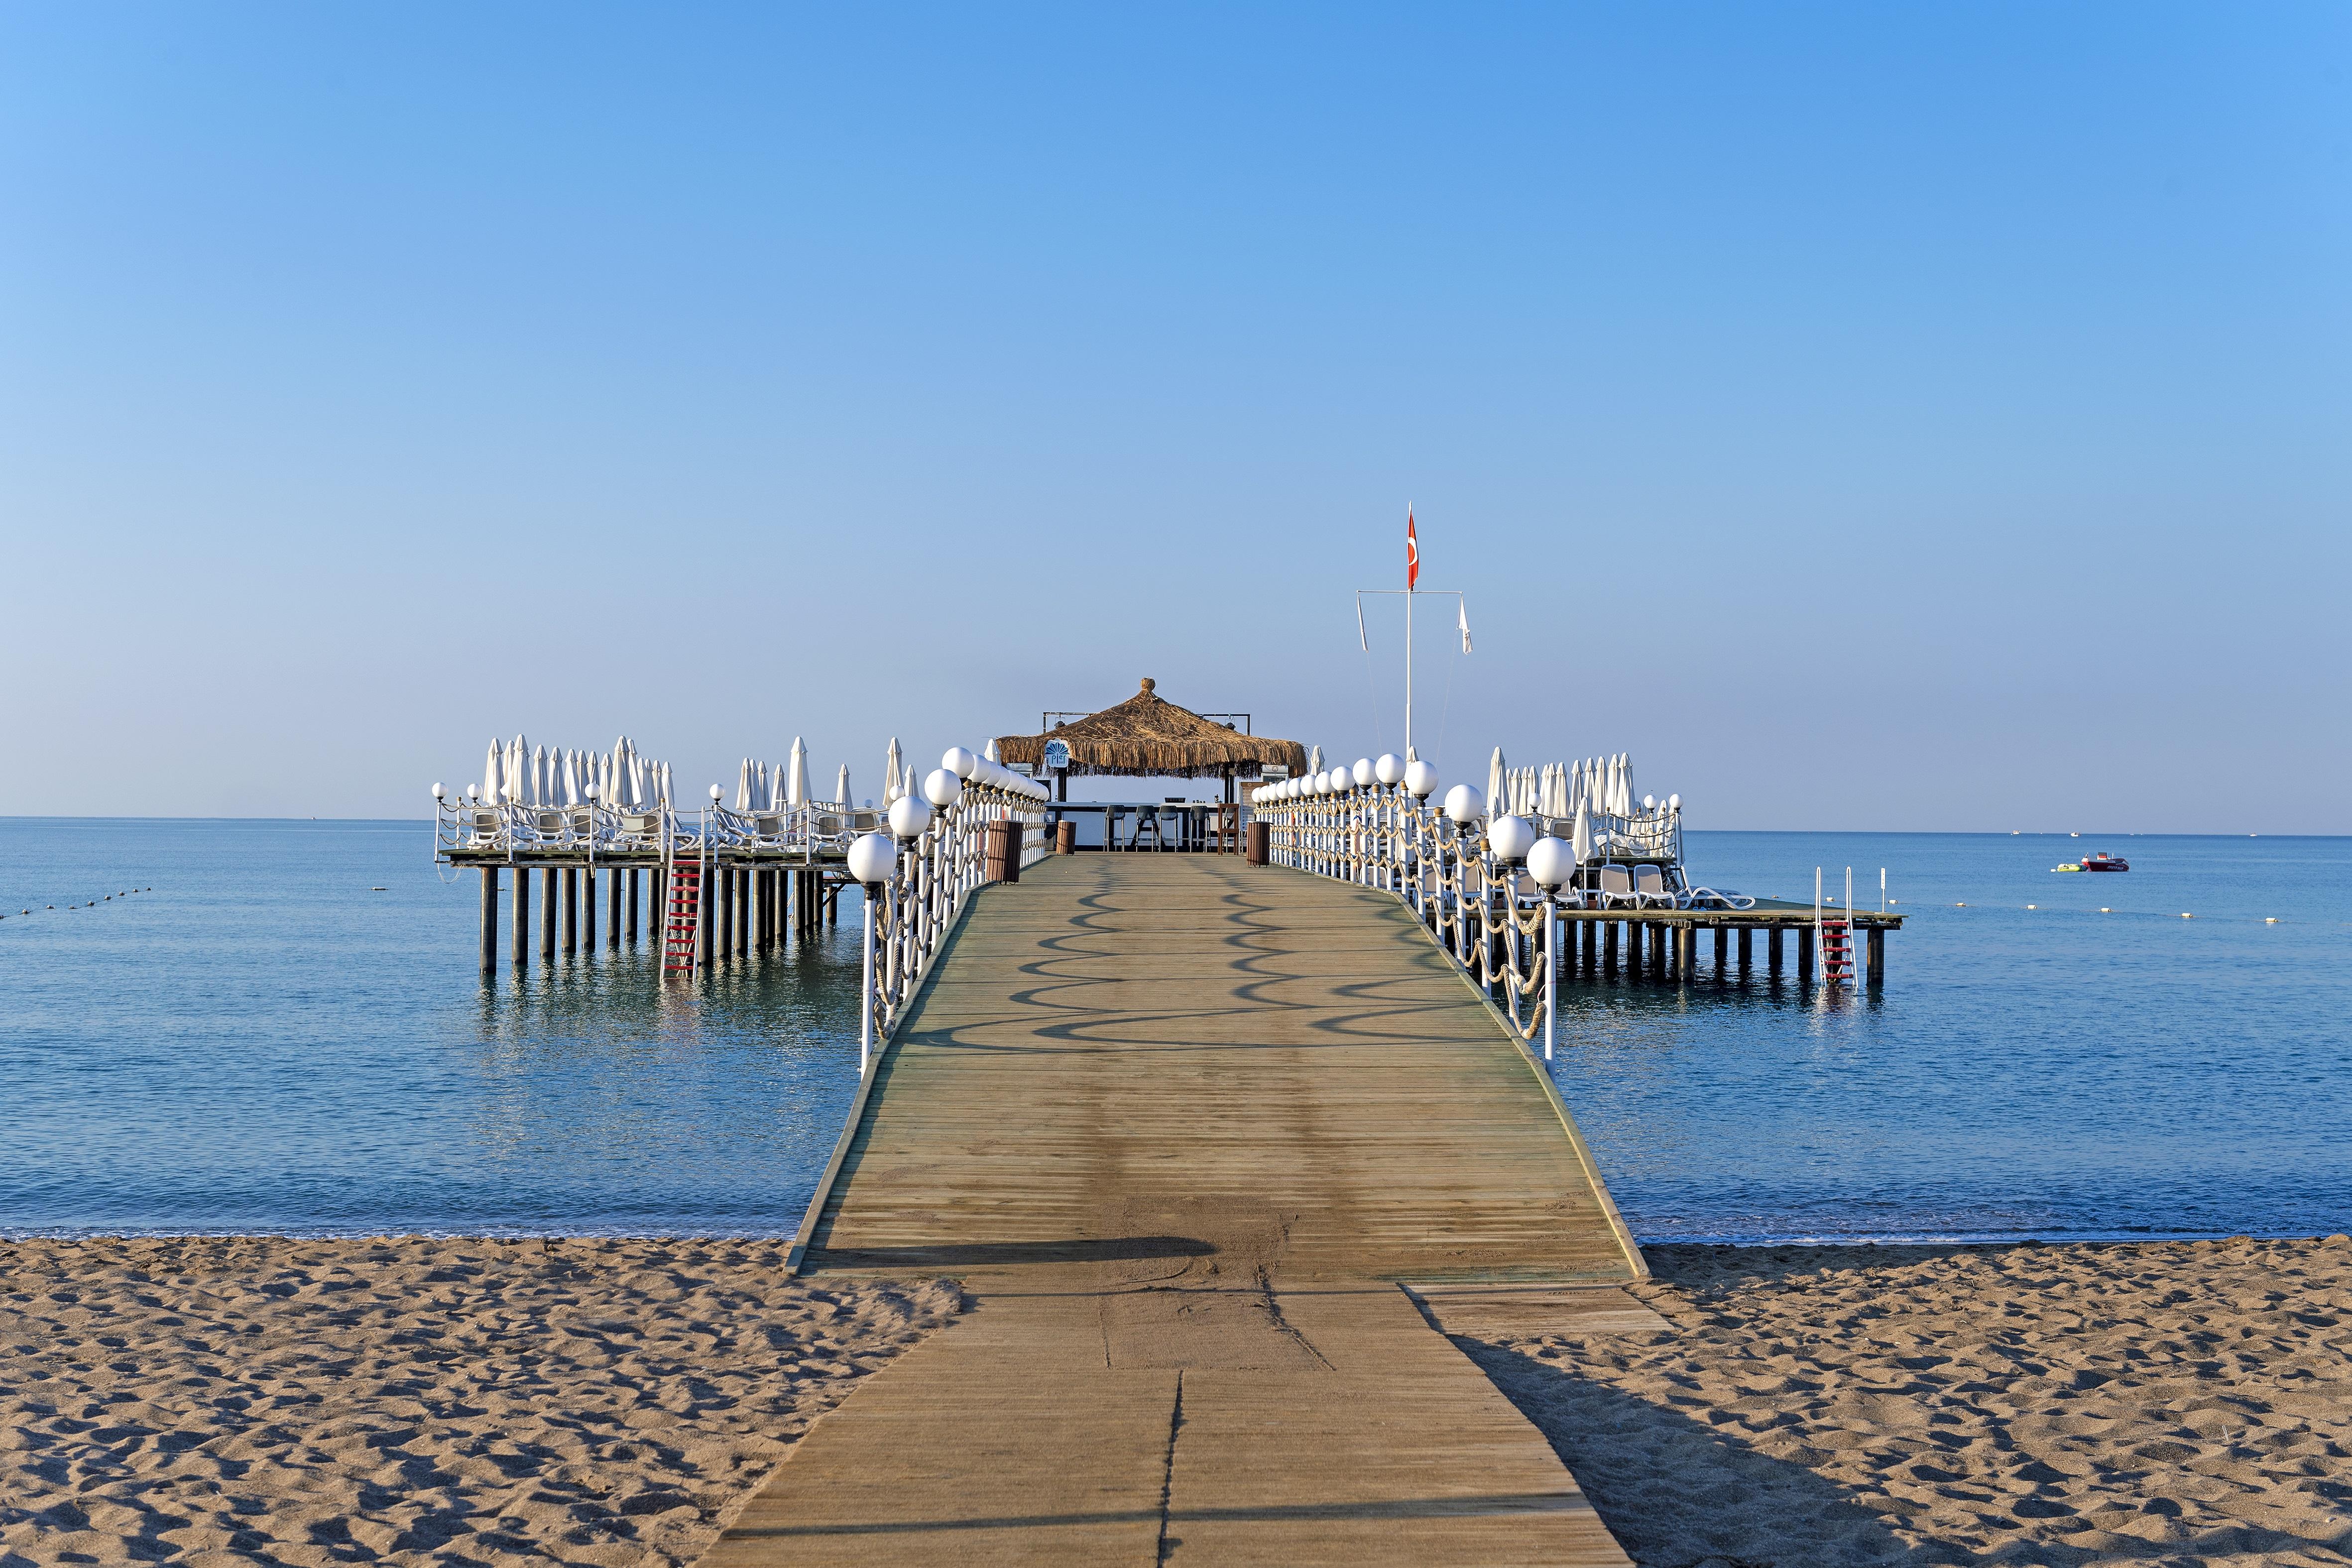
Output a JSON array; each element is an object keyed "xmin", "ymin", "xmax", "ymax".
[
  {"xmin": 431, "ymin": 783, "xmax": 444, "ymax": 800},
  {"xmin": 1443, "ymin": 784, "xmax": 1484, "ymax": 824},
  {"xmin": 1527, "ymin": 836, "xmax": 1577, "ymax": 891},
  {"xmin": 708, "ymin": 784, "xmax": 723, "ymax": 803},
  {"xmin": 1487, "ymin": 813, "xmax": 1536, "ymax": 862},
  {"xmin": 942, "ymin": 746, "xmax": 979, "ymax": 780},
  {"xmin": 1643, "ymin": 793, "xmax": 1655, "ymax": 812},
  {"xmin": 1668, "ymin": 792, "xmax": 1681, "ymax": 811},
  {"xmin": 888, "ymin": 795, "xmax": 934, "ymax": 837},
  {"xmin": 846, "ymin": 832, "xmax": 897, "ymax": 886},
  {"xmin": 1352, "ymin": 758, "xmax": 1374, "ymax": 787},
  {"xmin": 1404, "ymin": 760, "xmax": 1439, "ymax": 798},
  {"xmin": 923, "ymin": 768, "xmax": 963, "ymax": 806},
  {"xmin": 1374, "ymin": 754, "xmax": 1404, "ymax": 787}
]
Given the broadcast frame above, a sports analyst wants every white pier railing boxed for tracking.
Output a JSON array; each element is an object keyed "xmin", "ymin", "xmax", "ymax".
[
  {"xmin": 1248, "ymin": 754, "xmax": 1734, "ymax": 1060},
  {"xmin": 845, "ymin": 748, "xmax": 1052, "ymax": 1075}
]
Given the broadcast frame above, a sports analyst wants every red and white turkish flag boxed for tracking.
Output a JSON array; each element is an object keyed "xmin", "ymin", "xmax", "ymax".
[{"xmin": 1406, "ymin": 509, "xmax": 1419, "ymax": 592}]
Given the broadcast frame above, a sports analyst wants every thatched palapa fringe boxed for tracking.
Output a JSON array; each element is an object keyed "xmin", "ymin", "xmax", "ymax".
[{"xmin": 995, "ymin": 677, "xmax": 1308, "ymax": 781}]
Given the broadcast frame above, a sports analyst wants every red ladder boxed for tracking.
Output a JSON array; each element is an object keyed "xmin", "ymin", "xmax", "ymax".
[
  {"xmin": 663, "ymin": 860, "xmax": 704, "ymax": 976},
  {"xmin": 1820, "ymin": 916, "xmax": 1854, "ymax": 984}
]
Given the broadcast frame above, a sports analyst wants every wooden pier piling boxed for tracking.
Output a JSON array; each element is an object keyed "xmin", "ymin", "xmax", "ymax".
[
  {"xmin": 479, "ymin": 868, "xmax": 497, "ymax": 973},
  {"xmin": 540, "ymin": 867, "xmax": 557, "ymax": 960},
  {"xmin": 1738, "ymin": 925, "xmax": 1752, "ymax": 973},
  {"xmin": 562, "ymin": 868, "xmax": 577, "ymax": 954},
  {"xmin": 512, "ymin": 864, "xmax": 529, "ymax": 967},
  {"xmin": 1768, "ymin": 924, "xmax": 1783, "ymax": 976},
  {"xmin": 1868, "ymin": 925, "xmax": 1885, "ymax": 982},
  {"xmin": 607, "ymin": 868, "xmax": 621, "ymax": 949},
  {"xmin": 1798, "ymin": 923, "xmax": 1815, "ymax": 983},
  {"xmin": 582, "ymin": 868, "xmax": 596, "ymax": 950},
  {"xmin": 627, "ymin": 868, "xmax": 640, "ymax": 945},
  {"xmin": 699, "ymin": 869, "xmax": 715, "ymax": 968},
  {"xmin": 1712, "ymin": 925, "xmax": 1727, "ymax": 976},
  {"xmin": 735, "ymin": 868, "xmax": 750, "ymax": 960}
]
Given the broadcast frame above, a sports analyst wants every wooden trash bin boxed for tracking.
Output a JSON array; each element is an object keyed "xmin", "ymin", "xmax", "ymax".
[
  {"xmin": 1245, "ymin": 820, "xmax": 1270, "ymax": 865},
  {"xmin": 984, "ymin": 819, "xmax": 1022, "ymax": 884},
  {"xmin": 1054, "ymin": 819, "xmax": 1077, "ymax": 855}
]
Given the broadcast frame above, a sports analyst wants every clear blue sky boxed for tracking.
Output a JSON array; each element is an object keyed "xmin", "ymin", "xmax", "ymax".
[{"xmin": 4, "ymin": 4, "xmax": 2345, "ymax": 830}]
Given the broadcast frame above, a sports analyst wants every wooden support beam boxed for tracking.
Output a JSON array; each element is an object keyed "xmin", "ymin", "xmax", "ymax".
[
  {"xmin": 1738, "ymin": 925, "xmax": 1752, "ymax": 973},
  {"xmin": 479, "ymin": 867, "xmax": 498, "ymax": 973},
  {"xmin": 512, "ymin": 862, "xmax": 529, "ymax": 966},
  {"xmin": 607, "ymin": 866, "xmax": 621, "ymax": 949},
  {"xmin": 581, "ymin": 868, "xmax": 595, "ymax": 951},
  {"xmin": 1868, "ymin": 925, "xmax": 1885, "ymax": 983},
  {"xmin": 541, "ymin": 867, "xmax": 558, "ymax": 960},
  {"xmin": 561, "ymin": 868, "xmax": 577, "ymax": 954},
  {"xmin": 1712, "ymin": 925, "xmax": 1727, "ymax": 977},
  {"xmin": 1768, "ymin": 924, "xmax": 1783, "ymax": 976},
  {"xmin": 626, "ymin": 867, "xmax": 639, "ymax": 945},
  {"xmin": 1678, "ymin": 924, "xmax": 1695, "ymax": 975},
  {"xmin": 1798, "ymin": 923, "xmax": 1815, "ymax": 984},
  {"xmin": 715, "ymin": 865, "xmax": 732, "ymax": 960},
  {"xmin": 1582, "ymin": 917, "xmax": 1597, "ymax": 975},
  {"xmin": 698, "ymin": 864, "xmax": 715, "ymax": 969},
  {"xmin": 735, "ymin": 867, "xmax": 750, "ymax": 959}
]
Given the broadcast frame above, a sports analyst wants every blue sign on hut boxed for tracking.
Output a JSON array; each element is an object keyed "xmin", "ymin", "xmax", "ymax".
[{"xmin": 995, "ymin": 677, "xmax": 1308, "ymax": 805}]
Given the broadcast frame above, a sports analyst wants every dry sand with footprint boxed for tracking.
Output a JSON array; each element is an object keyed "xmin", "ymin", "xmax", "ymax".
[
  {"xmin": 5, "ymin": 1235, "xmax": 2351, "ymax": 1566},
  {"xmin": 0, "ymin": 1238, "xmax": 954, "ymax": 1567},
  {"xmin": 1468, "ymin": 1236, "xmax": 2352, "ymax": 1566}
]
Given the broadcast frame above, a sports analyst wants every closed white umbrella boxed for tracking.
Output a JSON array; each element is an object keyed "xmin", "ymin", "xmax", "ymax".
[
  {"xmin": 1618, "ymin": 754, "xmax": 1633, "ymax": 816},
  {"xmin": 983, "ymin": 739, "xmax": 1000, "ymax": 764},
  {"xmin": 659, "ymin": 761, "xmax": 674, "ymax": 806},
  {"xmin": 1307, "ymin": 745, "xmax": 1323, "ymax": 776},
  {"xmin": 787, "ymin": 738, "xmax": 809, "ymax": 807},
  {"xmin": 1572, "ymin": 802, "xmax": 1593, "ymax": 864},
  {"xmin": 481, "ymin": 739, "xmax": 502, "ymax": 805},
  {"xmin": 627, "ymin": 748, "xmax": 646, "ymax": 809},
  {"xmin": 508, "ymin": 736, "xmax": 527, "ymax": 804},
  {"xmin": 568, "ymin": 749, "xmax": 586, "ymax": 805},
  {"xmin": 530, "ymin": 745, "xmax": 547, "ymax": 806},
  {"xmin": 835, "ymin": 765, "xmax": 851, "ymax": 806},
  {"xmin": 736, "ymin": 757, "xmax": 753, "ymax": 811},
  {"xmin": 1486, "ymin": 748, "xmax": 1507, "ymax": 821},
  {"xmin": 884, "ymin": 738, "xmax": 904, "ymax": 805}
]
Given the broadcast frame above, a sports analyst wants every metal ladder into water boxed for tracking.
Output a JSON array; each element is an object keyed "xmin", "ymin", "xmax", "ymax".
[
  {"xmin": 1815, "ymin": 865, "xmax": 1856, "ymax": 985},
  {"xmin": 663, "ymin": 860, "xmax": 703, "ymax": 977}
]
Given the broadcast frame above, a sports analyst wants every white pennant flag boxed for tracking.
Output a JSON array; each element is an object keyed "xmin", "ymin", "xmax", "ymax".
[{"xmin": 1457, "ymin": 599, "xmax": 1473, "ymax": 655}]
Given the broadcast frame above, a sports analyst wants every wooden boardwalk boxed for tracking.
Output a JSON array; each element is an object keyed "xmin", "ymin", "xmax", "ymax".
[{"xmin": 708, "ymin": 856, "xmax": 1648, "ymax": 1566}]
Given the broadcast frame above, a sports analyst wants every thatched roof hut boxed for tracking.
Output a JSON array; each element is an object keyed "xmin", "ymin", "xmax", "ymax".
[{"xmin": 995, "ymin": 678, "xmax": 1308, "ymax": 783}]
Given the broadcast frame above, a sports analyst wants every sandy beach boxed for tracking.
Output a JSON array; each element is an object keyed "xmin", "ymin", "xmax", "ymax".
[
  {"xmin": 0, "ymin": 1238, "xmax": 954, "ymax": 1567},
  {"xmin": 1468, "ymin": 1236, "xmax": 2352, "ymax": 1567},
  {"xmin": 6, "ymin": 1235, "xmax": 2350, "ymax": 1565}
]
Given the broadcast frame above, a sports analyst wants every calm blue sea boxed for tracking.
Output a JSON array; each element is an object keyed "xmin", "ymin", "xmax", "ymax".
[{"xmin": 0, "ymin": 820, "xmax": 2345, "ymax": 1242}]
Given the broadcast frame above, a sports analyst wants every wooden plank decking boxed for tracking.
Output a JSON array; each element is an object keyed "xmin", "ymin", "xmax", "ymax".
[{"xmin": 707, "ymin": 856, "xmax": 1646, "ymax": 1566}]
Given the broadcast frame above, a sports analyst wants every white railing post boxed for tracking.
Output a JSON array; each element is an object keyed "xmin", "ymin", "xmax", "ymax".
[{"xmin": 860, "ymin": 886, "xmax": 876, "ymax": 1075}]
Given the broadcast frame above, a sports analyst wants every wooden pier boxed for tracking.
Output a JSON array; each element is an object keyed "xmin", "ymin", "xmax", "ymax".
[
  {"xmin": 707, "ymin": 855, "xmax": 1647, "ymax": 1566},
  {"xmin": 447, "ymin": 848, "xmax": 850, "ymax": 972}
]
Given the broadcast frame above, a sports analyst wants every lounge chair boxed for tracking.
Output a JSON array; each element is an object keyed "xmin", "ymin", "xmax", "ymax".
[
  {"xmin": 1683, "ymin": 885, "xmax": 1757, "ymax": 910},
  {"xmin": 1632, "ymin": 865, "xmax": 1679, "ymax": 909},
  {"xmin": 1594, "ymin": 865, "xmax": 1639, "ymax": 909}
]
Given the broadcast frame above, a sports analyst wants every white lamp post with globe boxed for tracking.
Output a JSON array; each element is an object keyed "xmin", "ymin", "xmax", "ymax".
[
  {"xmin": 1526, "ymin": 835, "xmax": 1577, "ymax": 1061},
  {"xmin": 847, "ymin": 830, "xmax": 897, "ymax": 1075}
]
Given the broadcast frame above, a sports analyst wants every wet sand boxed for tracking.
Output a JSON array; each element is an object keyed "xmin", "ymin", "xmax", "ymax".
[
  {"xmin": 1466, "ymin": 1236, "xmax": 2352, "ymax": 1567},
  {"xmin": 0, "ymin": 1237, "xmax": 955, "ymax": 1567}
]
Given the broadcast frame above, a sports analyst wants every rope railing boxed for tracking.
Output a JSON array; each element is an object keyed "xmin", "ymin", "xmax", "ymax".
[
  {"xmin": 1249, "ymin": 760, "xmax": 1706, "ymax": 1060},
  {"xmin": 849, "ymin": 748, "xmax": 1052, "ymax": 1075}
]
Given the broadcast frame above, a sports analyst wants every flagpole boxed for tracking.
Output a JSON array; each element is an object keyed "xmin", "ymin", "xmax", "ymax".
[{"xmin": 1405, "ymin": 585, "xmax": 1413, "ymax": 758}]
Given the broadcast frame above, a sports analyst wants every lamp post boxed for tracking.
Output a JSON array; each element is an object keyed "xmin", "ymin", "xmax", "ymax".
[
  {"xmin": 847, "ymin": 830, "xmax": 897, "ymax": 1076},
  {"xmin": 1527, "ymin": 835, "xmax": 1575, "ymax": 1061}
]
